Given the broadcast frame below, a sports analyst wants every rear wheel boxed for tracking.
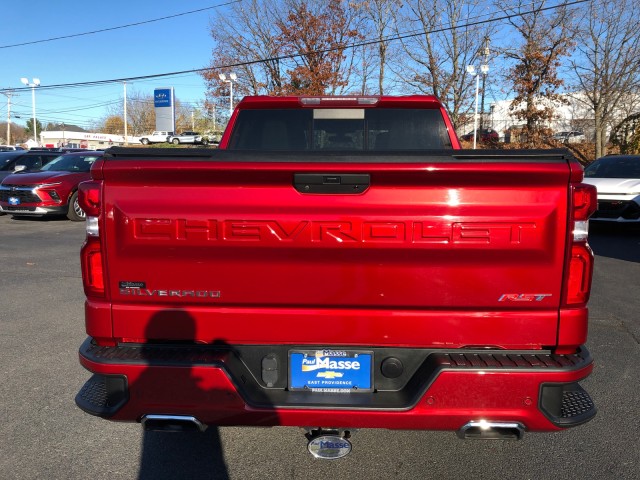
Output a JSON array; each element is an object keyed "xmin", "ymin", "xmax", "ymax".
[
  {"xmin": 172, "ymin": 138, "xmax": 180, "ymax": 145},
  {"xmin": 141, "ymin": 138, "xmax": 150, "ymax": 145},
  {"xmin": 202, "ymin": 138, "xmax": 209, "ymax": 146},
  {"xmin": 67, "ymin": 191, "xmax": 85, "ymax": 222}
]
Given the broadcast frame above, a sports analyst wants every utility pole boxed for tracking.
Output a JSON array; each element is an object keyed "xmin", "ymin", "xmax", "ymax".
[
  {"xmin": 21, "ymin": 77, "xmax": 41, "ymax": 144},
  {"xmin": 123, "ymin": 82, "xmax": 128, "ymax": 146},
  {"xmin": 480, "ymin": 37, "xmax": 490, "ymax": 131},
  {"xmin": 2, "ymin": 89, "xmax": 14, "ymax": 145}
]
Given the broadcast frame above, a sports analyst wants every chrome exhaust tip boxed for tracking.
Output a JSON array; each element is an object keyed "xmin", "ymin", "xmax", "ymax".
[
  {"xmin": 141, "ymin": 414, "xmax": 207, "ymax": 433},
  {"xmin": 457, "ymin": 421, "xmax": 525, "ymax": 440}
]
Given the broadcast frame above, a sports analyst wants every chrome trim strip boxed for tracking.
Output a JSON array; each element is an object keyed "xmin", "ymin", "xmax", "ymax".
[{"xmin": 0, "ymin": 206, "xmax": 50, "ymax": 214}]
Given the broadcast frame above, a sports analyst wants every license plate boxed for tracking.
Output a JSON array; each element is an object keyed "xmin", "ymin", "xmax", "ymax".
[{"xmin": 289, "ymin": 349, "xmax": 373, "ymax": 392}]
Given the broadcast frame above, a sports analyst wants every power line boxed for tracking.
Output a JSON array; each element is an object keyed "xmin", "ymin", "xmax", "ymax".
[
  {"xmin": 0, "ymin": 0, "xmax": 588, "ymax": 98},
  {"xmin": 0, "ymin": 1, "xmax": 240, "ymax": 50}
]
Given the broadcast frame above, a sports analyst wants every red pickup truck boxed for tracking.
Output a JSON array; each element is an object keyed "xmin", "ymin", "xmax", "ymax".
[{"xmin": 75, "ymin": 95, "xmax": 596, "ymax": 459}]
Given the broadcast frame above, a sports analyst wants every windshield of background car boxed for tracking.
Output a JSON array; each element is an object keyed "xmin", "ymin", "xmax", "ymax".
[
  {"xmin": 0, "ymin": 152, "xmax": 21, "ymax": 170},
  {"xmin": 227, "ymin": 108, "xmax": 453, "ymax": 150},
  {"xmin": 40, "ymin": 154, "xmax": 100, "ymax": 173},
  {"xmin": 584, "ymin": 157, "xmax": 640, "ymax": 178}
]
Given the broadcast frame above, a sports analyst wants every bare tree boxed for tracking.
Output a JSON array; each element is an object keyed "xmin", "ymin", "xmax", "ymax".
[
  {"xmin": 102, "ymin": 116, "xmax": 125, "ymax": 135},
  {"xmin": 498, "ymin": 1, "xmax": 576, "ymax": 142},
  {"xmin": 275, "ymin": 0, "xmax": 361, "ymax": 95},
  {"xmin": 393, "ymin": 0, "xmax": 496, "ymax": 128},
  {"xmin": 353, "ymin": 0, "xmax": 402, "ymax": 94},
  {"xmin": 201, "ymin": 0, "xmax": 287, "ymax": 114},
  {"xmin": 201, "ymin": 0, "xmax": 361, "ymax": 101},
  {"xmin": 0, "ymin": 122, "xmax": 26, "ymax": 143},
  {"xmin": 121, "ymin": 91, "xmax": 155, "ymax": 135},
  {"xmin": 568, "ymin": 0, "xmax": 640, "ymax": 158}
]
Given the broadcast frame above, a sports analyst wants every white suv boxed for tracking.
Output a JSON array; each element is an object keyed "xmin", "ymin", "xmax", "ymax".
[
  {"xmin": 168, "ymin": 132, "xmax": 209, "ymax": 145},
  {"xmin": 139, "ymin": 131, "xmax": 173, "ymax": 145}
]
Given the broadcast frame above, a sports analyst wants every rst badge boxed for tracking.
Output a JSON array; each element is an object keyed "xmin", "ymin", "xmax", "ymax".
[
  {"xmin": 498, "ymin": 293, "xmax": 552, "ymax": 302},
  {"xmin": 289, "ymin": 349, "xmax": 372, "ymax": 392}
]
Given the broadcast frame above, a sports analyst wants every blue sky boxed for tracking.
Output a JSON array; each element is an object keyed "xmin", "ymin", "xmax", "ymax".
[{"xmin": 1, "ymin": 0, "xmax": 225, "ymax": 130}]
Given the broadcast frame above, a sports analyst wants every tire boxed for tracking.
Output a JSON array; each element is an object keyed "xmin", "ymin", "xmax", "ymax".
[
  {"xmin": 141, "ymin": 138, "xmax": 150, "ymax": 145},
  {"xmin": 67, "ymin": 191, "xmax": 85, "ymax": 222},
  {"xmin": 202, "ymin": 138, "xmax": 209, "ymax": 146},
  {"xmin": 172, "ymin": 138, "xmax": 180, "ymax": 145}
]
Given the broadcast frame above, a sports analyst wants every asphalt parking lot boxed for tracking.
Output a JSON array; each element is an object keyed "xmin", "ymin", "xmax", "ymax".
[{"xmin": 0, "ymin": 215, "xmax": 638, "ymax": 480}]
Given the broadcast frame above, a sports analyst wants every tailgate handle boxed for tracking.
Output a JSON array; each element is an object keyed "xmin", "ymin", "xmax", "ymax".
[{"xmin": 294, "ymin": 173, "xmax": 370, "ymax": 194}]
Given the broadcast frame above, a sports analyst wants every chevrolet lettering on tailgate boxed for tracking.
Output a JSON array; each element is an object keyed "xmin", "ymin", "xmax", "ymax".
[{"xmin": 132, "ymin": 218, "xmax": 538, "ymax": 247}]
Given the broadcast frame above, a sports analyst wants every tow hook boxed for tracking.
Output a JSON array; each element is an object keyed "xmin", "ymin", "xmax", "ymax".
[{"xmin": 305, "ymin": 428, "xmax": 353, "ymax": 459}]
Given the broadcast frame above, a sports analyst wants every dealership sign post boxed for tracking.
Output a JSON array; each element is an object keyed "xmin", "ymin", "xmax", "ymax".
[{"xmin": 154, "ymin": 87, "xmax": 175, "ymax": 132}]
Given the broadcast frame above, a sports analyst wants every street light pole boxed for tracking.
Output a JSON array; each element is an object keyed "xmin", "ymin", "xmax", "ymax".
[
  {"xmin": 466, "ymin": 66, "xmax": 480, "ymax": 149},
  {"xmin": 123, "ymin": 81, "xmax": 128, "ymax": 146},
  {"xmin": 218, "ymin": 73, "xmax": 237, "ymax": 117},
  {"xmin": 20, "ymin": 77, "xmax": 40, "ymax": 145},
  {"xmin": 480, "ymin": 38, "xmax": 490, "ymax": 131},
  {"xmin": 1, "ymin": 89, "xmax": 13, "ymax": 145},
  {"xmin": 479, "ymin": 64, "xmax": 489, "ymax": 133},
  {"xmin": 466, "ymin": 64, "xmax": 489, "ymax": 150}
]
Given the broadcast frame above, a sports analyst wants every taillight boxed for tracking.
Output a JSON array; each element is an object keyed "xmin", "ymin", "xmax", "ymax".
[
  {"xmin": 79, "ymin": 180, "xmax": 104, "ymax": 298},
  {"xmin": 562, "ymin": 184, "xmax": 597, "ymax": 306},
  {"xmin": 78, "ymin": 181, "xmax": 101, "ymax": 217},
  {"xmin": 564, "ymin": 243, "xmax": 593, "ymax": 304},
  {"xmin": 81, "ymin": 237, "xmax": 105, "ymax": 297},
  {"xmin": 572, "ymin": 183, "xmax": 598, "ymax": 221}
]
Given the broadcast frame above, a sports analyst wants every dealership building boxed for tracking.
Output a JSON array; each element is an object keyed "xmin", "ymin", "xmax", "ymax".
[{"xmin": 39, "ymin": 131, "xmax": 139, "ymax": 149}]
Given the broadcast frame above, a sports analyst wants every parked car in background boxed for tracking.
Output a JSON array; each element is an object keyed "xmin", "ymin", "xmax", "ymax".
[
  {"xmin": 460, "ymin": 128, "xmax": 499, "ymax": 142},
  {"xmin": 139, "ymin": 131, "xmax": 173, "ymax": 145},
  {"xmin": 203, "ymin": 132, "xmax": 222, "ymax": 145},
  {"xmin": 552, "ymin": 131, "xmax": 585, "ymax": 143},
  {"xmin": 0, "ymin": 145, "xmax": 26, "ymax": 151},
  {"xmin": 0, "ymin": 150, "xmax": 62, "ymax": 182},
  {"xmin": 583, "ymin": 154, "xmax": 640, "ymax": 223},
  {"xmin": 168, "ymin": 131, "xmax": 209, "ymax": 145},
  {"xmin": 0, "ymin": 151, "xmax": 104, "ymax": 221}
]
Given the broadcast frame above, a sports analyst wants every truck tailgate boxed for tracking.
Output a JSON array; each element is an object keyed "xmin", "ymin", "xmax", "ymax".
[{"xmin": 99, "ymin": 152, "xmax": 571, "ymax": 348}]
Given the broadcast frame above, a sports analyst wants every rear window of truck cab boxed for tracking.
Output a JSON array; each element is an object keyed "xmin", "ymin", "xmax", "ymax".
[{"xmin": 227, "ymin": 108, "xmax": 453, "ymax": 151}]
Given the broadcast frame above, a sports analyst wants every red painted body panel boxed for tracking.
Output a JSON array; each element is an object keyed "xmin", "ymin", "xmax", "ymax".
[
  {"xmin": 98, "ymin": 159, "xmax": 570, "ymax": 348},
  {"xmin": 76, "ymin": 96, "xmax": 596, "ymax": 434},
  {"xmin": 79, "ymin": 353, "xmax": 592, "ymax": 431},
  {"xmin": 110, "ymin": 304, "xmax": 558, "ymax": 348}
]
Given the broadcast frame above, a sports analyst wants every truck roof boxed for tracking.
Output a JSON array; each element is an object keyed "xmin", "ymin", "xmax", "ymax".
[{"xmin": 235, "ymin": 95, "xmax": 446, "ymax": 109}]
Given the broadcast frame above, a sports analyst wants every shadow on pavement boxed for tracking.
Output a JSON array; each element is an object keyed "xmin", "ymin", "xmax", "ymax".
[
  {"xmin": 135, "ymin": 309, "xmax": 253, "ymax": 480},
  {"xmin": 139, "ymin": 428, "xmax": 229, "ymax": 480}
]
